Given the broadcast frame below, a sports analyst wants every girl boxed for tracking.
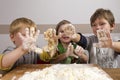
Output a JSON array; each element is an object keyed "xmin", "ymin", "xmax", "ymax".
[{"xmin": 41, "ymin": 20, "xmax": 88, "ymax": 64}]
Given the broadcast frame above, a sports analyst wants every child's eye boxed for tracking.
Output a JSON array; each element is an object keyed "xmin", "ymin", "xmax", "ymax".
[
  {"xmin": 100, "ymin": 23, "xmax": 106, "ymax": 26},
  {"xmin": 60, "ymin": 30, "xmax": 64, "ymax": 33},
  {"xmin": 92, "ymin": 24, "xmax": 97, "ymax": 27},
  {"xmin": 22, "ymin": 34, "xmax": 26, "ymax": 37}
]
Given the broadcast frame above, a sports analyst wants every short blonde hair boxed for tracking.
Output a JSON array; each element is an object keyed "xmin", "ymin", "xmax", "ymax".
[{"xmin": 9, "ymin": 17, "xmax": 37, "ymax": 34}]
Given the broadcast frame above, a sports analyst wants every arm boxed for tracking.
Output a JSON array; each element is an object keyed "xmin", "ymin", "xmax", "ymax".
[
  {"xmin": 39, "ymin": 50, "xmax": 51, "ymax": 62},
  {"xmin": 71, "ymin": 33, "xmax": 87, "ymax": 49},
  {"xmin": 1, "ymin": 46, "xmax": 27, "ymax": 69},
  {"xmin": 112, "ymin": 42, "xmax": 120, "ymax": 53}
]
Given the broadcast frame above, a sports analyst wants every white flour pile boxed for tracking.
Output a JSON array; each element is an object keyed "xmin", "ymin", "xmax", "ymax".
[{"xmin": 18, "ymin": 64, "xmax": 112, "ymax": 80}]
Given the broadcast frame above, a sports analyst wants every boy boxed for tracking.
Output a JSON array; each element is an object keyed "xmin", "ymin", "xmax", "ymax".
[
  {"xmin": 73, "ymin": 8, "xmax": 120, "ymax": 68},
  {"xmin": 0, "ymin": 17, "xmax": 43, "ymax": 75}
]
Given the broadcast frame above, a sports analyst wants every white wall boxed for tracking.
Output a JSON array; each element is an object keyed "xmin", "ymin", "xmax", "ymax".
[
  {"xmin": 0, "ymin": 0, "xmax": 120, "ymax": 24},
  {"xmin": 0, "ymin": 0, "xmax": 120, "ymax": 52}
]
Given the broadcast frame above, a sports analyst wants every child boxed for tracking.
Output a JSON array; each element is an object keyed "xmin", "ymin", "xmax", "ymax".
[
  {"xmin": 41, "ymin": 20, "xmax": 88, "ymax": 64},
  {"xmin": 73, "ymin": 8, "xmax": 120, "ymax": 68},
  {"xmin": 0, "ymin": 17, "xmax": 43, "ymax": 75}
]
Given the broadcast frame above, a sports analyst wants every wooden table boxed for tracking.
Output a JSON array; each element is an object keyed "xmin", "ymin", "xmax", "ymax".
[
  {"xmin": 1, "ymin": 64, "xmax": 120, "ymax": 80},
  {"xmin": 103, "ymin": 68, "xmax": 120, "ymax": 80}
]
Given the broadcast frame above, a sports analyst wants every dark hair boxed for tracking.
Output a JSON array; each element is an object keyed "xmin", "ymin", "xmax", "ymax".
[
  {"xmin": 90, "ymin": 8, "xmax": 115, "ymax": 27},
  {"xmin": 56, "ymin": 20, "xmax": 71, "ymax": 35}
]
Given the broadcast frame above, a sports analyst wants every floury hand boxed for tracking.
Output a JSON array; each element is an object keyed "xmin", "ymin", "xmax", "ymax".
[{"xmin": 18, "ymin": 27, "xmax": 43, "ymax": 53}]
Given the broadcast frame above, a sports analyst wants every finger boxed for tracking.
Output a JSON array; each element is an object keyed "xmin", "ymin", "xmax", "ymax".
[
  {"xmin": 53, "ymin": 29, "xmax": 57, "ymax": 39},
  {"xmin": 97, "ymin": 29, "xmax": 103, "ymax": 40},
  {"xmin": 53, "ymin": 29, "xmax": 56, "ymax": 37},
  {"xmin": 30, "ymin": 27, "xmax": 35, "ymax": 37},
  {"xmin": 69, "ymin": 44, "xmax": 78, "ymax": 58},
  {"xmin": 68, "ymin": 43, "xmax": 73, "ymax": 50},
  {"xmin": 49, "ymin": 28, "xmax": 53, "ymax": 37},
  {"xmin": 53, "ymin": 29, "xmax": 58, "ymax": 44},
  {"xmin": 67, "ymin": 43, "xmax": 72, "ymax": 51},
  {"xmin": 34, "ymin": 29, "xmax": 40, "ymax": 40},
  {"xmin": 97, "ymin": 30, "xmax": 102, "ymax": 40},
  {"xmin": 72, "ymin": 54, "xmax": 78, "ymax": 58},
  {"xmin": 58, "ymin": 32, "xmax": 62, "ymax": 39},
  {"xmin": 67, "ymin": 43, "xmax": 73, "ymax": 52},
  {"xmin": 100, "ymin": 29, "xmax": 109, "ymax": 41},
  {"xmin": 25, "ymin": 28, "xmax": 29, "ymax": 38},
  {"xmin": 97, "ymin": 29, "xmax": 106, "ymax": 41},
  {"xmin": 101, "ymin": 30, "xmax": 105, "ymax": 37},
  {"xmin": 76, "ymin": 45, "xmax": 84, "ymax": 53},
  {"xmin": 97, "ymin": 30, "xmax": 100, "ymax": 40},
  {"xmin": 44, "ymin": 32, "xmax": 48, "ymax": 39},
  {"xmin": 75, "ymin": 45, "xmax": 80, "ymax": 53},
  {"xmin": 105, "ymin": 29, "xmax": 111, "ymax": 39},
  {"xmin": 18, "ymin": 32, "xmax": 24, "ymax": 41},
  {"xmin": 70, "ymin": 24, "xmax": 76, "ymax": 34},
  {"xmin": 71, "ymin": 44, "xmax": 74, "ymax": 52},
  {"xmin": 35, "ymin": 47, "xmax": 43, "ymax": 54},
  {"xmin": 78, "ymin": 47, "xmax": 84, "ymax": 54},
  {"xmin": 77, "ymin": 46, "xmax": 81, "ymax": 53}
]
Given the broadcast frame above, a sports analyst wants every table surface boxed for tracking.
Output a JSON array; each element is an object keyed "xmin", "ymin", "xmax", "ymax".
[{"xmin": 1, "ymin": 64, "xmax": 120, "ymax": 80}]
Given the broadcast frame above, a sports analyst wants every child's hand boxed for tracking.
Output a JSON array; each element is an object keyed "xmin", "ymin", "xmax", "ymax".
[
  {"xmin": 65, "ymin": 43, "xmax": 78, "ymax": 58},
  {"xmin": 18, "ymin": 27, "xmax": 43, "ymax": 53},
  {"xmin": 74, "ymin": 45, "xmax": 85, "ymax": 57},
  {"xmin": 97, "ymin": 29, "xmax": 113, "ymax": 48},
  {"xmin": 63, "ymin": 24, "xmax": 78, "ymax": 42},
  {"xmin": 44, "ymin": 28, "xmax": 58, "ymax": 47},
  {"xmin": 71, "ymin": 33, "xmax": 78, "ymax": 42},
  {"xmin": 63, "ymin": 24, "xmax": 76, "ymax": 37},
  {"xmin": 43, "ymin": 28, "xmax": 58, "ymax": 57}
]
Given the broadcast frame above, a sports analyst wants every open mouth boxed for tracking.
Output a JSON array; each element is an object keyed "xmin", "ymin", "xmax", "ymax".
[{"xmin": 62, "ymin": 36, "xmax": 70, "ymax": 39}]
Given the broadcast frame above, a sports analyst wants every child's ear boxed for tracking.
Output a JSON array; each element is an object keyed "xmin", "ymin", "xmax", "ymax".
[
  {"xmin": 110, "ymin": 23, "xmax": 115, "ymax": 31},
  {"xmin": 10, "ymin": 34, "xmax": 15, "ymax": 42}
]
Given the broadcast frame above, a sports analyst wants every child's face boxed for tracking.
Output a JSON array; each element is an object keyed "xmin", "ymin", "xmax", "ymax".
[
  {"xmin": 91, "ymin": 18, "xmax": 115, "ymax": 36},
  {"xmin": 58, "ymin": 24, "xmax": 72, "ymax": 44},
  {"xmin": 10, "ymin": 27, "xmax": 27, "ymax": 47}
]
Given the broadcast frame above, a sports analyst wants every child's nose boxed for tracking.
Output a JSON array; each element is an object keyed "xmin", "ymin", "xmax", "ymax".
[{"xmin": 96, "ymin": 25, "xmax": 102, "ymax": 29}]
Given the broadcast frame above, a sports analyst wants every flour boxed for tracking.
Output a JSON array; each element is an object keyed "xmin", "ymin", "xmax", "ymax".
[{"xmin": 18, "ymin": 64, "xmax": 112, "ymax": 80}]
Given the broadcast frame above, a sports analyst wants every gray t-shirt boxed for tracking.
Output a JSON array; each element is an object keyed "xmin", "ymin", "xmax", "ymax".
[
  {"xmin": 0, "ymin": 46, "xmax": 39, "ymax": 75},
  {"xmin": 86, "ymin": 35, "xmax": 120, "ymax": 68}
]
